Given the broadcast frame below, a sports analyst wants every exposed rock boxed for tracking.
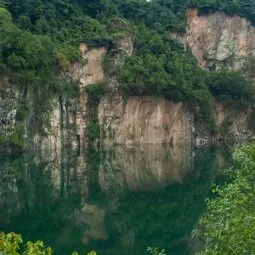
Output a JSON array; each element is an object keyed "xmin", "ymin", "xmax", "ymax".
[
  {"xmin": 32, "ymin": 44, "xmax": 106, "ymax": 156},
  {"xmin": 185, "ymin": 8, "xmax": 255, "ymax": 70},
  {"xmin": 117, "ymin": 37, "xmax": 133, "ymax": 55},
  {"xmin": 33, "ymin": 98, "xmax": 62, "ymax": 159},
  {"xmin": 169, "ymin": 9, "xmax": 255, "ymax": 144},
  {"xmin": 0, "ymin": 78, "xmax": 22, "ymax": 143},
  {"xmin": 213, "ymin": 100, "xmax": 252, "ymax": 141},
  {"xmin": 70, "ymin": 46, "xmax": 106, "ymax": 87},
  {"xmin": 99, "ymin": 96, "xmax": 194, "ymax": 146},
  {"xmin": 195, "ymin": 133, "xmax": 211, "ymax": 147},
  {"xmin": 69, "ymin": 44, "xmax": 106, "ymax": 152},
  {"xmin": 1, "ymin": 21, "xmax": 255, "ymax": 154}
]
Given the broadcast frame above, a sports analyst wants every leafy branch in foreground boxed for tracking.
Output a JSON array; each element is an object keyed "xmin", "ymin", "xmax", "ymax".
[
  {"xmin": 0, "ymin": 232, "xmax": 166, "ymax": 255},
  {"xmin": 193, "ymin": 143, "xmax": 255, "ymax": 255},
  {"xmin": 0, "ymin": 232, "xmax": 95, "ymax": 255},
  {"xmin": 147, "ymin": 247, "xmax": 167, "ymax": 255}
]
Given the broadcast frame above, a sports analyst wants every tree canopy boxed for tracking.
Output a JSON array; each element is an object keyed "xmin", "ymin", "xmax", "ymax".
[{"xmin": 194, "ymin": 143, "xmax": 255, "ymax": 254}]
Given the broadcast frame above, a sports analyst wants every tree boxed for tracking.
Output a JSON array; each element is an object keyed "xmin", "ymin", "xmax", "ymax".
[
  {"xmin": 0, "ymin": 232, "xmax": 157, "ymax": 255},
  {"xmin": 193, "ymin": 143, "xmax": 255, "ymax": 255},
  {"xmin": 206, "ymin": 71, "xmax": 254, "ymax": 108}
]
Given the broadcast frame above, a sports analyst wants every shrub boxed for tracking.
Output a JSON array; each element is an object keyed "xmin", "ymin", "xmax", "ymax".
[
  {"xmin": 0, "ymin": 232, "xmax": 96, "ymax": 255},
  {"xmin": 193, "ymin": 143, "xmax": 255, "ymax": 254},
  {"xmin": 86, "ymin": 122, "xmax": 100, "ymax": 143},
  {"xmin": 85, "ymin": 81, "xmax": 105, "ymax": 102},
  {"xmin": 16, "ymin": 103, "xmax": 29, "ymax": 122},
  {"xmin": 206, "ymin": 71, "xmax": 254, "ymax": 109}
]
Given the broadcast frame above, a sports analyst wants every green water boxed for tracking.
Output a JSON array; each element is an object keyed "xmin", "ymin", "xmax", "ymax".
[{"xmin": 0, "ymin": 145, "xmax": 232, "ymax": 255}]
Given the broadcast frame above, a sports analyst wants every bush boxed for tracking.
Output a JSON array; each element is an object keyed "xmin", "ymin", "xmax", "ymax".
[
  {"xmin": 85, "ymin": 82, "xmax": 105, "ymax": 102},
  {"xmin": 0, "ymin": 135, "xmax": 5, "ymax": 144},
  {"xmin": 193, "ymin": 143, "xmax": 255, "ymax": 254},
  {"xmin": 0, "ymin": 232, "xmax": 96, "ymax": 255},
  {"xmin": 86, "ymin": 122, "xmax": 100, "ymax": 143},
  {"xmin": 16, "ymin": 103, "xmax": 29, "ymax": 122},
  {"xmin": 9, "ymin": 126, "xmax": 25, "ymax": 149},
  {"xmin": 205, "ymin": 71, "xmax": 254, "ymax": 109},
  {"xmin": 85, "ymin": 82, "xmax": 105, "ymax": 145},
  {"xmin": 0, "ymin": 232, "xmax": 164, "ymax": 255}
]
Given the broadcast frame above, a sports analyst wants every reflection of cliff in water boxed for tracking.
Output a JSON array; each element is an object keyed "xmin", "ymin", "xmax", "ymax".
[
  {"xmin": 99, "ymin": 144, "xmax": 193, "ymax": 192},
  {"xmin": 0, "ymin": 145, "xmax": 232, "ymax": 255}
]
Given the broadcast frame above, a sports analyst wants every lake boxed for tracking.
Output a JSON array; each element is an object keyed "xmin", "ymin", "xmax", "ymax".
[{"xmin": 0, "ymin": 144, "xmax": 232, "ymax": 255}]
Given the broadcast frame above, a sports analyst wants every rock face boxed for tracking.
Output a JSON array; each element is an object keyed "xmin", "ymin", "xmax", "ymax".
[
  {"xmin": 1, "ymin": 11, "xmax": 255, "ymax": 153},
  {"xmin": 169, "ymin": 9, "xmax": 255, "ymax": 144},
  {"xmin": 99, "ymin": 96, "xmax": 194, "ymax": 146},
  {"xmin": 194, "ymin": 100, "xmax": 252, "ymax": 146},
  {"xmin": 0, "ymin": 44, "xmax": 106, "ymax": 155},
  {"xmin": 33, "ymin": 44, "xmax": 106, "ymax": 156},
  {"xmin": 33, "ymin": 98, "xmax": 62, "ymax": 158},
  {"xmin": 214, "ymin": 100, "xmax": 252, "ymax": 141},
  {"xmin": 71, "ymin": 43, "xmax": 106, "ymax": 86},
  {"xmin": 0, "ymin": 79, "xmax": 21, "ymax": 144},
  {"xmin": 117, "ymin": 37, "xmax": 134, "ymax": 56},
  {"xmin": 186, "ymin": 9, "xmax": 255, "ymax": 70},
  {"xmin": 68, "ymin": 44, "xmax": 106, "ymax": 152}
]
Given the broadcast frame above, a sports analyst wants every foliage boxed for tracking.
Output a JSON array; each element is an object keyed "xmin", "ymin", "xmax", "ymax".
[
  {"xmin": 119, "ymin": 26, "xmax": 218, "ymax": 129},
  {"xmin": 0, "ymin": 6, "xmax": 79, "ymax": 137},
  {"xmin": 242, "ymin": 56, "xmax": 255, "ymax": 79},
  {"xmin": 85, "ymin": 82, "xmax": 105, "ymax": 145},
  {"xmin": 0, "ymin": 7, "xmax": 54, "ymax": 78},
  {"xmin": 248, "ymin": 108, "xmax": 255, "ymax": 132},
  {"xmin": 0, "ymin": 233, "xmax": 53, "ymax": 255},
  {"xmin": 194, "ymin": 0, "xmax": 255, "ymax": 25},
  {"xmin": 16, "ymin": 102, "xmax": 29, "ymax": 122},
  {"xmin": 0, "ymin": 232, "xmax": 99, "ymax": 255},
  {"xmin": 205, "ymin": 70, "xmax": 254, "ymax": 109},
  {"xmin": 3, "ymin": 0, "xmax": 255, "ymax": 76},
  {"xmin": 85, "ymin": 82, "xmax": 105, "ymax": 102},
  {"xmin": 0, "ymin": 233, "xmax": 165, "ymax": 255},
  {"xmin": 86, "ymin": 122, "xmax": 100, "ymax": 144},
  {"xmin": 1, "ymin": 0, "xmax": 255, "ymax": 143},
  {"xmin": 147, "ymin": 247, "xmax": 167, "ymax": 255},
  {"xmin": 9, "ymin": 125, "xmax": 25, "ymax": 149},
  {"xmin": 0, "ymin": 135, "xmax": 5, "ymax": 144},
  {"xmin": 194, "ymin": 143, "xmax": 255, "ymax": 255}
]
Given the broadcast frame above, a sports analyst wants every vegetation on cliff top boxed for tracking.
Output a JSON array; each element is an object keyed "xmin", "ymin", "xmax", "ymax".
[
  {"xmin": 1, "ymin": 0, "xmax": 255, "ymax": 77},
  {"xmin": 1, "ymin": 0, "xmax": 254, "ymax": 79}
]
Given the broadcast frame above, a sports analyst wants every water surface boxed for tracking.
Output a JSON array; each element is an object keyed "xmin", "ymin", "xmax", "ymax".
[{"xmin": 0, "ymin": 145, "xmax": 232, "ymax": 255}]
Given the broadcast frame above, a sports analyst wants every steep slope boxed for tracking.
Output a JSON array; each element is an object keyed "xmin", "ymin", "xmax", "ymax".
[
  {"xmin": 1, "ymin": 2, "xmax": 255, "ymax": 153},
  {"xmin": 186, "ymin": 9, "xmax": 255, "ymax": 70}
]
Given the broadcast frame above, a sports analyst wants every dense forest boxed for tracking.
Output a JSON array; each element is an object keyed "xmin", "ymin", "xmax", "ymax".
[{"xmin": 0, "ymin": 0, "xmax": 255, "ymax": 147}]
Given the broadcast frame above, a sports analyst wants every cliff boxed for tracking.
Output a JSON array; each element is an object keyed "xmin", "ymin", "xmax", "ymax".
[
  {"xmin": 0, "ymin": 43, "xmax": 106, "ymax": 156},
  {"xmin": 1, "ymin": 9, "xmax": 255, "ymax": 154},
  {"xmin": 99, "ymin": 96, "xmax": 193, "ymax": 146},
  {"xmin": 172, "ymin": 9, "xmax": 255, "ymax": 71}
]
